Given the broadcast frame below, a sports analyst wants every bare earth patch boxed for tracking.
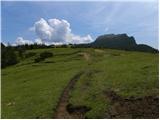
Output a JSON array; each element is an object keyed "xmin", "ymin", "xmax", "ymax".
[
  {"xmin": 54, "ymin": 71, "xmax": 90, "ymax": 119},
  {"xmin": 79, "ymin": 52, "xmax": 90, "ymax": 61},
  {"xmin": 104, "ymin": 90, "xmax": 159, "ymax": 119}
]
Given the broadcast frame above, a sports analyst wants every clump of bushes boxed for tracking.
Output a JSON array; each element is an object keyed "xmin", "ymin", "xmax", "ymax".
[
  {"xmin": 39, "ymin": 51, "xmax": 53, "ymax": 58},
  {"xmin": 34, "ymin": 57, "xmax": 45, "ymax": 63},
  {"xmin": 34, "ymin": 51, "xmax": 53, "ymax": 63},
  {"xmin": 1, "ymin": 45, "xmax": 19, "ymax": 68},
  {"xmin": 25, "ymin": 52, "xmax": 36, "ymax": 58}
]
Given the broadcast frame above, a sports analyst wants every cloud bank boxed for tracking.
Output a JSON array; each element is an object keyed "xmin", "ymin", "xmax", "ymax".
[
  {"xmin": 15, "ymin": 18, "xmax": 93, "ymax": 45},
  {"xmin": 15, "ymin": 37, "xmax": 33, "ymax": 45}
]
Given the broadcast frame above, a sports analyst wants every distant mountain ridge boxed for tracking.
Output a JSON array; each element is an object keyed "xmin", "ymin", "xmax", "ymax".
[{"xmin": 89, "ymin": 33, "xmax": 158, "ymax": 53}]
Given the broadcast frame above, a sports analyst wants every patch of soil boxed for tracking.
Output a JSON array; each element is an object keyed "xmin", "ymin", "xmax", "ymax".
[
  {"xmin": 54, "ymin": 71, "xmax": 89, "ymax": 119},
  {"xmin": 67, "ymin": 104, "xmax": 91, "ymax": 114},
  {"xmin": 104, "ymin": 90, "xmax": 159, "ymax": 119},
  {"xmin": 79, "ymin": 52, "xmax": 90, "ymax": 61}
]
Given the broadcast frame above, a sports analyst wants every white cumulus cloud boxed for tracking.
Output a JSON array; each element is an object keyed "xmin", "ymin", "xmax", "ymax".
[
  {"xmin": 32, "ymin": 18, "xmax": 93, "ymax": 44},
  {"xmin": 70, "ymin": 34, "xmax": 93, "ymax": 44},
  {"xmin": 35, "ymin": 38, "xmax": 43, "ymax": 45},
  {"xmin": 15, "ymin": 37, "xmax": 33, "ymax": 45}
]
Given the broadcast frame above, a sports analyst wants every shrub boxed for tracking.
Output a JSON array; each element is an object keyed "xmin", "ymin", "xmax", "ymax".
[
  {"xmin": 34, "ymin": 57, "xmax": 45, "ymax": 63},
  {"xmin": 1, "ymin": 47, "xmax": 19, "ymax": 68},
  {"xmin": 25, "ymin": 52, "xmax": 36, "ymax": 58},
  {"xmin": 40, "ymin": 51, "xmax": 53, "ymax": 59},
  {"xmin": 34, "ymin": 51, "xmax": 53, "ymax": 63}
]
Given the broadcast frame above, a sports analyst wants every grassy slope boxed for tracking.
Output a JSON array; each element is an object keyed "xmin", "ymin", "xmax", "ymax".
[
  {"xmin": 70, "ymin": 49, "xmax": 158, "ymax": 118},
  {"xmin": 1, "ymin": 48, "xmax": 159, "ymax": 118},
  {"xmin": 2, "ymin": 48, "xmax": 87, "ymax": 118}
]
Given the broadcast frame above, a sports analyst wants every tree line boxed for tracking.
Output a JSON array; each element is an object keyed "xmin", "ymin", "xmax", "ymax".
[
  {"xmin": 1, "ymin": 43, "xmax": 53, "ymax": 68},
  {"xmin": 1, "ymin": 43, "xmax": 83, "ymax": 68}
]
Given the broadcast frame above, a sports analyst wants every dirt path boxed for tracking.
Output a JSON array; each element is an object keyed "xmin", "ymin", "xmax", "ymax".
[
  {"xmin": 54, "ymin": 71, "xmax": 85, "ymax": 119},
  {"xmin": 79, "ymin": 52, "xmax": 90, "ymax": 61},
  {"xmin": 83, "ymin": 53, "xmax": 90, "ymax": 61}
]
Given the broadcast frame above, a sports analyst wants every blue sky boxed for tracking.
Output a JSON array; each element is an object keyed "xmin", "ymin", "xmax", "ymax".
[{"xmin": 1, "ymin": 0, "xmax": 159, "ymax": 48}]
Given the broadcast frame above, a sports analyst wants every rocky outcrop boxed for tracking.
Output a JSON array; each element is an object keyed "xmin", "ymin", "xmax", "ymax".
[{"xmin": 90, "ymin": 34, "xmax": 158, "ymax": 53}]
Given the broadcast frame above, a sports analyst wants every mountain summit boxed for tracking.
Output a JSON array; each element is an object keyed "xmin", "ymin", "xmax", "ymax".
[{"xmin": 90, "ymin": 34, "xmax": 158, "ymax": 53}]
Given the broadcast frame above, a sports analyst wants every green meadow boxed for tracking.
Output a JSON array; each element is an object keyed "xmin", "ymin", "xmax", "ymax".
[{"xmin": 1, "ymin": 48, "xmax": 158, "ymax": 118}]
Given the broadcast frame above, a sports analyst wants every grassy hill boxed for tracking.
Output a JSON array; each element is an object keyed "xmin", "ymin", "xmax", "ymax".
[{"xmin": 1, "ymin": 48, "xmax": 159, "ymax": 118}]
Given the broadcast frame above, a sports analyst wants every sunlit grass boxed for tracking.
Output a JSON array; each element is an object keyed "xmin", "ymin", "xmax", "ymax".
[{"xmin": 2, "ymin": 48, "xmax": 158, "ymax": 118}]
